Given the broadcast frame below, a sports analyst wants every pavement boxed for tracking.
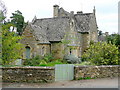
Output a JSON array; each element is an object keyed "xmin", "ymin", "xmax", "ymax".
[{"xmin": 1, "ymin": 77, "xmax": 118, "ymax": 88}]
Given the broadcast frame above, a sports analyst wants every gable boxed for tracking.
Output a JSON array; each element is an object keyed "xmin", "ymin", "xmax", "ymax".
[{"xmin": 74, "ymin": 13, "xmax": 92, "ymax": 33}]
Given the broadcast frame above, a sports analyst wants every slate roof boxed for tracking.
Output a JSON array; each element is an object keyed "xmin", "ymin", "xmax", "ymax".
[
  {"xmin": 28, "ymin": 10, "xmax": 94, "ymax": 43},
  {"xmin": 58, "ymin": 8, "xmax": 70, "ymax": 17},
  {"xmin": 30, "ymin": 17, "xmax": 70, "ymax": 42},
  {"xmin": 74, "ymin": 13, "xmax": 92, "ymax": 33}
]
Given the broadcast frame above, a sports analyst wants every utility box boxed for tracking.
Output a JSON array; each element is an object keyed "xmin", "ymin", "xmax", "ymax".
[{"xmin": 55, "ymin": 64, "xmax": 74, "ymax": 81}]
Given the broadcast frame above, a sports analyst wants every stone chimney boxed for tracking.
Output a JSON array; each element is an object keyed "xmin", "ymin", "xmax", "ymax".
[
  {"xmin": 53, "ymin": 5, "xmax": 59, "ymax": 17},
  {"xmin": 77, "ymin": 11, "xmax": 83, "ymax": 14},
  {"xmin": 93, "ymin": 6, "xmax": 96, "ymax": 15}
]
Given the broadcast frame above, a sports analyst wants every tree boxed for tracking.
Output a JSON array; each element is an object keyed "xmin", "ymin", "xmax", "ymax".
[
  {"xmin": 0, "ymin": 0, "xmax": 7, "ymax": 23},
  {"xmin": 98, "ymin": 30, "xmax": 102, "ymax": 36},
  {"xmin": 106, "ymin": 34, "xmax": 120, "ymax": 47},
  {"xmin": 10, "ymin": 10, "xmax": 25, "ymax": 35},
  {"xmin": 0, "ymin": 0, "xmax": 7, "ymax": 64},
  {"xmin": 82, "ymin": 42, "xmax": 118, "ymax": 65},
  {"xmin": 2, "ymin": 23, "xmax": 24, "ymax": 65}
]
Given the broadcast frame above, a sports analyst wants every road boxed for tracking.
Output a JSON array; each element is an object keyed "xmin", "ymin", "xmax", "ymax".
[{"xmin": 2, "ymin": 77, "xmax": 118, "ymax": 88}]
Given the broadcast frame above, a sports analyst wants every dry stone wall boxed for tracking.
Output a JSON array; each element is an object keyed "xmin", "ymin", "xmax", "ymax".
[
  {"xmin": 2, "ymin": 65, "xmax": 119, "ymax": 83},
  {"xmin": 74, "ymin": 65, "xmax": 119, "ymax": 80},
  {"xmin": 2, "ymin": 66, "xmax": 55, "ymax": 83}
]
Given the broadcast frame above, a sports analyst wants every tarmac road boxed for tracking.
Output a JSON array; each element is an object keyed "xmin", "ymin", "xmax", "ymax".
[{"xmin": 2, "ymin": 77, "xmax": 118, "ymax": 88}]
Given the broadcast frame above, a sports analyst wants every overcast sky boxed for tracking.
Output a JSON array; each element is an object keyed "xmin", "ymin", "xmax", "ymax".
[{"xmin": 2, "ymin": 0, "xmax": 119, "ymax": 34}]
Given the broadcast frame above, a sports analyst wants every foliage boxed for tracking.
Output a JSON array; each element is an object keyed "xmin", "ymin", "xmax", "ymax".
[
  {"xmin": 78, "ymin": 77, "xmax": 96, "ymax": 80},
  {"xmin": 77, "ymin": 61, "xmax": 92, "ymax": 65},
  {"xmin": 0, "ymin": 12, "xmax": 4, "ymax": 64},
  {"xmin": 10, "ymin": 10, "xmax": 26, "ymax": 35},
  {"xmin": 39, "ymin": 60, "xmax": 64, "ymax": 66},
  {"xmin": 98, "ymin": 30, "xmax": 102, "ymax": 36},
  {"xmin": 106, "ymin": 34, "xmax": 120, "ymax": 47},
  {"xmin": 81, "ymin": 42, "xmax": 118, "ymax": 65},
  {"xmin": 2, "ymin": 23, "xmax": 24, "ymax": 65},
  {"xmin": 0, "ymin": 11, "xmax": 5, "ymax": 23},
  {"xmin": 43, "ymin": 54, "xmax": 54, "ymax": 62},
  {"xmin": 23, "ymin": 54, "xmax": 67, "ymax": 66},
  {"xmin": 23, "ymin": 55, "xmax": 42, "ymax": 66},
  {"xmin": 64, "ymin": 54, "xmax": 81, "ymax": 64}
]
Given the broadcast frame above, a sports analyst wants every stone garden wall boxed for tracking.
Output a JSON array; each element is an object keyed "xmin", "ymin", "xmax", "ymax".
[
  {"xmin": 2, "ymin": 66, "xmax": 55, "ymax": 83},
  {"xmin": 2, "ymin": 65, "xmax": 119, "ymax": 83},
  {"xmin": 74, "ymin": 65, "xmax": 119, "ymax": 80}
]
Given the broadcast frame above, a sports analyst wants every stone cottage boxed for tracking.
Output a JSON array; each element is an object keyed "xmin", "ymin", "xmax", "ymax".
[{"xmin": 21, "ymin": 5, "xmax": 98, "ymax": 60}]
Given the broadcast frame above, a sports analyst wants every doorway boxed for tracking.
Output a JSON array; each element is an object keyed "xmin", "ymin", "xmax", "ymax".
[{"xmin": 25, "ymin": 46, "xmax": 30, "ymax": 59}]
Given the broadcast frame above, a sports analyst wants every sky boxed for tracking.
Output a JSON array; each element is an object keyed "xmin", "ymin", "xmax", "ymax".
[{"xmin": 1, "ymin": 0, "xmax": 119, "ymax": 34}]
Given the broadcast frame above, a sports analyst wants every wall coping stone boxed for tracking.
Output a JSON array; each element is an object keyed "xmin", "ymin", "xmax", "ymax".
[
  {"xmin": 1, "ymin": 66, "xmax": 55, "ymax": 70},
  {"xmin": 74, "ymin": 65, "xmax": 119, "ymax": 68},
  {"xmin": 1, "ymin": 65, "xmax": 119, "ymax": 69}
]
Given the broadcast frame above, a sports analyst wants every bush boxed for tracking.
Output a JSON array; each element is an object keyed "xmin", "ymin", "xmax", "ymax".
[
  {"xmin": 82, "ymin": 42, "xmax": 119, "ymax": 65},
  {"xmin": 23, "ymin": 55, "xmax": 41, "ymax": 66},
  {"xmin": 64, "ymin": 54, "xmax": 81, "ymax": 64},
  {"xmin": 23, "ymin": 54, "xmax": 66, "ymax": 66},
  {"xmin": 43, "ymin": 54, "xmax": 54, "ymax": 63},
  {"xmin": 39, "ymin": 59, "xmax": 66, "ymax": 66}
]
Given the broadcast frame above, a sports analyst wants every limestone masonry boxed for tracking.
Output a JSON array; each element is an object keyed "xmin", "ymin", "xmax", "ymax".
[
  {"xmin": 2, "ymin": 65, "xmax": 119, "ymax": 83},
  {"xmin": 21, "ymin": 5, "xmax": 98, "ymax": 60}
]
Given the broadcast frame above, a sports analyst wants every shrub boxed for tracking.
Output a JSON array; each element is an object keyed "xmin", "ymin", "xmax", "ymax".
[
  {"xmin": 64, "ymin": 54, "xmax": 81, "ymax": 64},
  {"xmin": 39, "ymin": 59, "xmax": 65, "ymax": 66},
  {"xmin": 82, "ymin": 42, "xmax": 119, "ymax": 65},
  {"xmin": 23, "ymin": 54, "xmax": 66, "ymax": 66},
  {"xmin": 23, "ymin": 55, "xmax": 41, "ymax": 66},
  {"xmin": 43, "ymin": 54, "xmax": 54, "ymax": 63}
]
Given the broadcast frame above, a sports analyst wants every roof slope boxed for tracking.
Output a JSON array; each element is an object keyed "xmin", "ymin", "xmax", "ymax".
[
  {"xmin": 74, "ymin": 13, "xmax": 92, "ymax": 33},
  {"xmin": 31, "ymin": 17, "xmax": 70, "ymax": 42},
  {"xmin": 26, "ymin": 8, "xmax": 96, "ymax": 43}
]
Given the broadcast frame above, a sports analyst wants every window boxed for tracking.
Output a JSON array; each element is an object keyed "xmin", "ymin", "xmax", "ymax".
[
  {"xmin": 41, "ymin": 46, "xmax": 45, "ymax": 56},
  {"xmin": 25, "ymin": 46, "xmax": 30, "ymax": 59},
  {"xmin": 70, "ymin": 48, "xmax": 72, "ymax": 55}
]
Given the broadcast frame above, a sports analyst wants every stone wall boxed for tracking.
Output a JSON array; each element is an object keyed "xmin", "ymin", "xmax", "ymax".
[
  {"xmin": 2, "ymin": 67, "xmax": 55, "ymax": 83},
  {"xmin": 81, "ymin": 33, "xmax": 90, "ymax": 54},
  {"xmin": 21, "ymin": 25, "xmax": 39, "ymax": 59},
  {"xmin": 2, "ymin": 65, "xmax": 119, "ymax": 83},
  {"xmin": 51, "ymin": 43, "xmax": 64, "ymax": 59},
  {"xmin": 74, "ymin": 65, "xmax": 119, "ymax": 80}
]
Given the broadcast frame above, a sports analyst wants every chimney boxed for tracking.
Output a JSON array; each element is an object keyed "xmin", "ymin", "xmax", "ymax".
[
  {"xmin": 53, "ymin": 5, "xmax": 59, "ymax": 17},
  {"xmin": 77, "ymin": 11, "xmax": 83, "ymax": 14},
  {"xmin": 93, "ymin": 6, "xmax": 96, "ymax": 15}
]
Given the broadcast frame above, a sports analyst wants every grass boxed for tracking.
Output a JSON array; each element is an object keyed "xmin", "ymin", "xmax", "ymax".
[
  {"xmin": 2, "ymin": 60, "xmax": 66, "ymax": 67},
  {"xmin": 78, "ymin": 77, "xmax": 96, "ymax": 80},
  {"xmin": 39, "ymin": 61, "xmax": 65, "ymax": 66}
]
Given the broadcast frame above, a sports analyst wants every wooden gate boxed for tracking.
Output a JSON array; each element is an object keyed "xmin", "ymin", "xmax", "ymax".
[{"xmin": 55, "ymin": 64, "xmax": 74, "ymax": 81}]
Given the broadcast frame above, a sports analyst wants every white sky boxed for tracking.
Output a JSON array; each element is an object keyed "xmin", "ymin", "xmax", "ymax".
[{"xmin": 2, "ymin": 0, "xmax": 119, "ymax": 34}]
